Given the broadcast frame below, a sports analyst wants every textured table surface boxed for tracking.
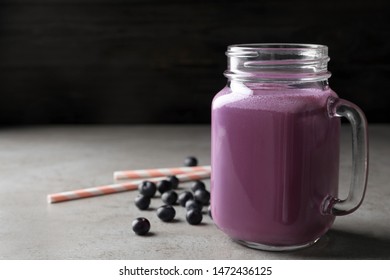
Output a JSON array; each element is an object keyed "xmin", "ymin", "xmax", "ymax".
[{"xmin": 0, "ymin": 125, "xmax": 389, "ymax": 260}]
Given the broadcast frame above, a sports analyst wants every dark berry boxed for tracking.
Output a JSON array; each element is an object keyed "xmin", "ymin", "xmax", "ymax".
[
  {"xmin": 184, "ymin": 156, "xmax": 198, "ymax": 167},
  {"xmin": 134, "ymin": 195, "xmax": 151, "ymax": 210},
  {"xmin": 185, "ymin": 199, "xmax": 203, "ymax": 212},
  {"xmin": 194, "ymin": 189, "xmax": 210, "ymax": 205},
  {"xmin": 186, "ymin": 209, "xmax": 203, "ymax": 225},
  {"xmin": 138, "ymin": 181, "xmax": 157, "ymax": 198},
  {"xmin": 161, "ymin": 190, "xmax": 178, "ymax": 205},
  {"xmin": 190, "ymin": 180, "xmax": 206, "ymax": 192},
  {"xmin": 157, "ymin": 180, "xmax": 173, "ymax": 194},
  {"xmin": 157, "ymin": 205, "xmax": 176, "ymax": 222},
  {"xmin": 208, "ymin": 205, "xmax": 212, "ymax": 220},
  {"xmin": 178, "ymin": 191, "xmax": 193, "ymax": 207},
  {"xmin": 132, "ymin": 217, "xmax": 150, "ymax": 235},
  {"xmin": 167, "ymin": 175, "xmax": 179, "ymax": 189}
]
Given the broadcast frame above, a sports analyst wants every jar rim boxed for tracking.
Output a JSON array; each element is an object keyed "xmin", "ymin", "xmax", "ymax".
[
  {"xmin": 226, "ymin": 43, "xmax": 328, "ymax": 58},
  {"xmin": 228, "ymin": 43, "xmax": 327, "ymax": 49},
  {"xmin": 225, "ymin": 43, "xmax": 330, "ymax": 83}
]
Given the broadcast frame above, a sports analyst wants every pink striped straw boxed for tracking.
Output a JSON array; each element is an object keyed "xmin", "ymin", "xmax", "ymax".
[
  {"xmin": 113, "ymin": 165, "xmax": 211, "ymax": 180},
  {"xmin": 47, "ymin": 170, "xmax": 210, "ymax": 204}
]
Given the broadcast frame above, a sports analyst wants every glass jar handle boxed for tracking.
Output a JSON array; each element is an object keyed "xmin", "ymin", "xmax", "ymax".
[{"xmin": 322, "ymin": 97, "xmax": 369, "ymax": 216}]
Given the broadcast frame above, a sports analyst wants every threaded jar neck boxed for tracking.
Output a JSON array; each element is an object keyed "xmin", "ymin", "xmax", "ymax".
[{"xmin": 224, "ymin": 44, "xmax": 331, "ymax": 84}]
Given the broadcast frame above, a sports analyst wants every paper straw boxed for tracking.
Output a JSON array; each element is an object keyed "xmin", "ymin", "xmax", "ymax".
[
  {"xmin": 47, "ymin": 170, "xmax": 211, "ymax": 204},
  {"xmin": 114, "ymin": 165, "xmax": 211, "ymax": 180}
]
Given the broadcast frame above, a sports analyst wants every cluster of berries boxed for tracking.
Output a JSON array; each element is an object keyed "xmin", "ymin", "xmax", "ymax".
[{"xmin": 131, "ymin": 157, "xmax": 211, "ymax": 235}]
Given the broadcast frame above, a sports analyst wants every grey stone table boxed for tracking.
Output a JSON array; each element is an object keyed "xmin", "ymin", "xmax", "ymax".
[{"xmin": 0, "ymin": 125, "xmax": 389, "ymax": 259}]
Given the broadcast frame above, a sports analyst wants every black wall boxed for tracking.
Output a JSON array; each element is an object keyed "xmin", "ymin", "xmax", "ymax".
[{"xmin": 1, "ymin": 0, "xmax": 389, "ymax": 124}]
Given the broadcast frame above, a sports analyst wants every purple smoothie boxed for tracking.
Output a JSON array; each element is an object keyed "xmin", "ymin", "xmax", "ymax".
[{"xmin": 211, "ymin": 83, "xmax": 340, "ymax": 246}]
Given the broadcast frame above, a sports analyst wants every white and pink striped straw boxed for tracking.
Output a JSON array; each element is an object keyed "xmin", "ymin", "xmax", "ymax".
[
  {"xmin": 113, "ymin": 165, "xmax": 211, "ymax": 180},
  {"xmin": 47, "ymin": 170, "xmax": 210, "ymax": 204}
]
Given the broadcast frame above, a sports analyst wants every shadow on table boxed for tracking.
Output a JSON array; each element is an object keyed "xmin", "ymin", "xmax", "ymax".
[{"xmin": 286, "ymin": 229, "xmax": 390, "ymax": 259}]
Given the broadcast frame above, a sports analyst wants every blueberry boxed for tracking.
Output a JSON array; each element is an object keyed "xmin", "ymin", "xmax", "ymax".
[
  {"xmin": 157, "ymin": 180, "xmax": 173, "ymax": 194},
  {"xmin": 185, "ymin": 199, "xmax": 203, "ymax": 212},
  {"xmin": 184, "ymin": 156, "xmax": 198, "ymax": 167},
  {"xmin": 157, "ymin": 205, "xmax": 176, "ymax": 222},
  {"xmin": 134, "ymin": 195, "xmax": 151, "ymax": 210},
  {"xmin": 167, "ymin": 175, "xmax": 179, "ymax": 189},
  {"xmin": 190, "ymin": 180, "xmax": 206, "ymax": 192},
  {"xmin": 138, "ymin": 181, "xmax": 157, "ymax": 198},
  {"xmin": 161, "ymin": 190, "xmax": 178, "ymax": 205},
  {"xmin": 132, "ymin": 217, "xmax": 150, "ymax": 235},
  {"xmin": 194, "ymin": 189, "xmax": 210, "ymax": 205},
  {"xmin": 178, "ymin": 191, "xmax": 193, "ymax": 207},
  {"xmin": 186, "ymin": 209, "xmax": 203, "ymax": 225}
]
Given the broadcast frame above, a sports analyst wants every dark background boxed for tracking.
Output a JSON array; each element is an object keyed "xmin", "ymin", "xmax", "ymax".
[{"xmin": 0, "ymin": 0, "xmax": 389, "ymax": 124}]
